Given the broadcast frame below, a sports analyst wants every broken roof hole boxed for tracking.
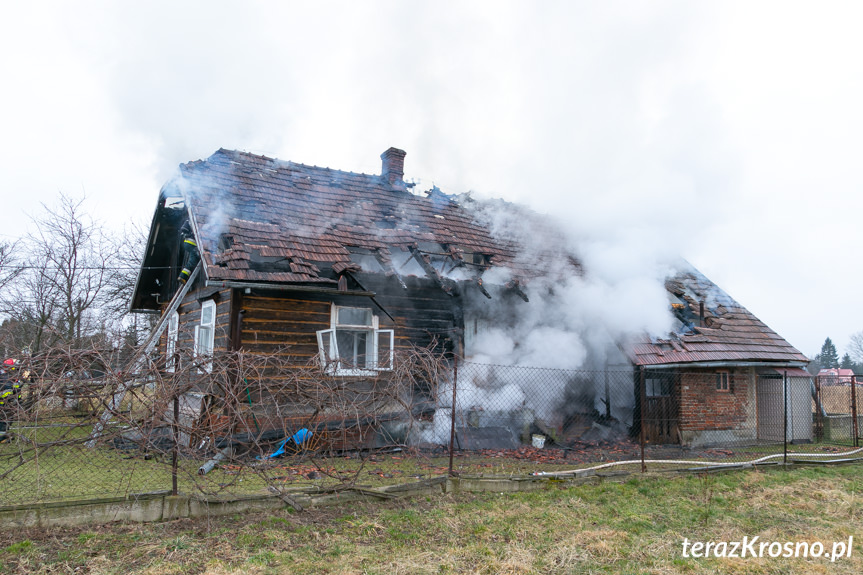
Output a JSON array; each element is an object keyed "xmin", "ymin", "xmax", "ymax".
[{"xmin": 218, "ymin": 234, "xmax": 234, "ymax": 250}]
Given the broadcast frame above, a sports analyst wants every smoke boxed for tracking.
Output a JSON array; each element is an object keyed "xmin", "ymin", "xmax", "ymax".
[
  {"xmin": 161, "ymin": 167, "xmax": 233, "ymax": 258},
  {"xmin": 462, "ymin": 197, "xmax": 675, "ymax": 369},
  {"xmin": 410, "ymin": 195, "xmax": 681, "ymax": 443}
]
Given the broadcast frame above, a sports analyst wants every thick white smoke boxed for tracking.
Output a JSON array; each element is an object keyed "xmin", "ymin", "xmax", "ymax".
[
  {"xmin": 413, "ymin": 197, "xmax": 679, "ymax": 445},
  {"xmin": 463, "ymin": 197, "xmax": 675, "ymax": 368}
]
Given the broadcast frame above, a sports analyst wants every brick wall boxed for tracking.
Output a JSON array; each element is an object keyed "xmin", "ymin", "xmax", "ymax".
[{"xmin": 678, "ymin": 368, "xmax": 753, "ymax": 432}]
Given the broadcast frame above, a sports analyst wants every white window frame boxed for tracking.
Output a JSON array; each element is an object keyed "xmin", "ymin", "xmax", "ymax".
[
  {"xmin": 194, "ymin": 300, "xmax": 216, "ymax": 373},
  {"xmin": 166, "ymin": 311, "xmax": 179, "ymax": 372},
  {"xmin": 316, "ymin": 304, "xmax": 394, "ymax": 375}
]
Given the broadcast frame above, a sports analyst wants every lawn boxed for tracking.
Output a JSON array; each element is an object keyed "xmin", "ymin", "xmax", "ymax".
[
  {"xmin": 3, "ymin": 418, "xmax": 861, "ymax": 507},
  {"xmin": 0, "ymin": 463, "xmax": 861, "ymax": 574}
]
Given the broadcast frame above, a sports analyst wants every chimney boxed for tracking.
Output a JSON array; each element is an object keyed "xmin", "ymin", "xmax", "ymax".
[{"xmin": 381, "ymin": 147, "xmax": 406, "ymax": 187}]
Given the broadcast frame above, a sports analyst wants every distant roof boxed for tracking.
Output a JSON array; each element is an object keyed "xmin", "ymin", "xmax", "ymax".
[
  {"xmin": 627, "ymin": 264, "xmax": 808, "ymax": 367},
  {"xmin": 175, "ymin": 148, "xmax": 527, "ymax": 285},
  {"xmin": 817, "ymin": 368, "xmax": 856, "ymax": 382}
]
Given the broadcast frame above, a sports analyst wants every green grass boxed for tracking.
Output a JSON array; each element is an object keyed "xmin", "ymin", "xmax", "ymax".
[
  {"xmin": 5, "ymin": 417, "xmax": 863, "ymax": 506},
  {"xmin": 3, "ymin": 418, "xmax": 862, "ymax": 508},
  {"xmin": 1, "ymin": 464, "xmax": 862, "ymax": 573},
  {"xmin": 1, "ymin": 429, "xmax": 588, "ymax": 505}
]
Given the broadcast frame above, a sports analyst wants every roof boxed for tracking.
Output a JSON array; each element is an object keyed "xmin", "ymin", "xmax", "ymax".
[
  {"xmin": 131, "ymin": 147, "xmax": 807, "ymax": 369},
  {"xmin": 175, "ymin": 148, "xmax": 527, "ymax": 286},
  {"xmin": 818, "ymin": 368, "xmax": 855, "ymax": 377},
  {"xmin": 818, "ymin": 368, "xmax": 856, "ymax": 384},
  {"xmin": 627, "ymin": 263, "xmax": 809, "ymax": 367},
  {"xmin": 762, "ymin": 367, "xmax": 812, "ymax": 378}
]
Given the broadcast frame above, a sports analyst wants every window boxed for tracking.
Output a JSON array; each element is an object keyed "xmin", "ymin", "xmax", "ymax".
[
  {"xmin": 316, "ymin": 305, "xmax": 394, "ymax": 375},
  {"xmin": 716, "ymin": 371, "xmax": 730, "ymax": 392},
  {"xmin": 194, "ymin": 300, "xmax": 216, "ymax": 373},
  {"xmin": 646, "ymin": 376, "xmax": 672, "ymax": 397},
  {"xmin": 166, "ymin": 312, "xmax": 179, "ymax": 372}
]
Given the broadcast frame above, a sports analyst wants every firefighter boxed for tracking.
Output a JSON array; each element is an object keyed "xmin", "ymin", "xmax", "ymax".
[
  {"xmin": 0, "ymin": 359, "xmax": 22, "ymax": 443},
  {"xmin": 177, "ymin": 221, "xmax": 200, "ymax": 285}
]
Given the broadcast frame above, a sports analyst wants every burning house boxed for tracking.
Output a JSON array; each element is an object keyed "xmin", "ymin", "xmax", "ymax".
[{"xmin": 130, "ymin": 147, "xmax": 810, "ymax": 450}]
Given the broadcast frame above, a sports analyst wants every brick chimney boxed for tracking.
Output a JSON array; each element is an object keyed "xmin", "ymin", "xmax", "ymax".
[{"xmin": 380, "ymin": 147, "xmax": 406, "ymax": 187}]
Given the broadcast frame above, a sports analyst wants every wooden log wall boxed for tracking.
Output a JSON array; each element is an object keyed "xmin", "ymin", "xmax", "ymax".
[
  {"xmin": 355, "ymin": 273, "xmax": 459, "ymax": 354},
  {"xmin": 155, "ymin": 275, "xmax": 460, "ymax": 444},
  {"xmin": 238, "ymin": 293, "xmax": 331, "ymax": 361},
  {"xmin": 177, "ymin": 287, "xmax": 232, "ymax": 351},
  {"xmin": 158, "ymin": 285, "xmax": 232, "ymax": 366},
  {"xmin": 238, "ymin": 274, "xmax": 459, "ymax": 363}
]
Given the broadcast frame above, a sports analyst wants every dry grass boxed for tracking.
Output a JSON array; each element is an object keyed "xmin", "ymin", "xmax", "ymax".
[{"xmin": 1, "ymin": 463, "xmax": 862, "ymax": 574}]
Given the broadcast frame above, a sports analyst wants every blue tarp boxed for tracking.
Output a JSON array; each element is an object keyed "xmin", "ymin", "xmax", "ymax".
[{"xmin": 259, "ymin": 428, "xmax": 312, "ymax": 459}]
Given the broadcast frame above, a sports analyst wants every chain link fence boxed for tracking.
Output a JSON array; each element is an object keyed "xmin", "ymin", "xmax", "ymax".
[{"xmin": 2, "ymin": 349, "xmax": 860, "ymax": 508}]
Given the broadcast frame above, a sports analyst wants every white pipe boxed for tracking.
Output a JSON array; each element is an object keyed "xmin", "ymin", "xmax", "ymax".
[
  {"xmin": 198, "ymin": 446, "xmax": 233, "ymax": 475},
  {"xmin": 532, "ymin": 446, "xmax": 863, "ymax": 477}
]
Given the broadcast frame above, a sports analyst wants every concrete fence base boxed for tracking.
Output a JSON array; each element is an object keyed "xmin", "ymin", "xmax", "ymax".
[{"xmin": 0, "ymin": 474, "xmax": 605, "ymax": 530}]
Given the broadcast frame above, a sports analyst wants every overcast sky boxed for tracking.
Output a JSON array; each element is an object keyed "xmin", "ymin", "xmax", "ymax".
[{"xmin": 1, "ymin": 1, "xmax": 861, "ymax": 358}]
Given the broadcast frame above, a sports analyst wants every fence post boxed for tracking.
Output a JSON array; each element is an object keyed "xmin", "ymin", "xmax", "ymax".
[
  {"xmin": 814, "ymin": 375, "xmax": 823, "ymax": 442},
  {"xmin": 851, "ymin": 375, "xmax": 859, "ymax": 448},
  {"xmin": 448, "ymin": 354, "xmax": 458, "ymax": 477},
  {"xmin": 172, "ymin": 394, "xmax": 179, "ymax": 496},
  {"xmin": 783, "ymin": 371, "xmax": 788, "ymax": 465},
  {"xmin": 639, "ymin": 367, "xmax": 646, "ymax": 473}
]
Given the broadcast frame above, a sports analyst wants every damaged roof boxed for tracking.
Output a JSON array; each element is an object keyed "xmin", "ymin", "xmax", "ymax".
[
  {"xmin": 132, "ymin": 147, "xmax": 805, "ymax": 369},
  {"xmin": 628, "ymin": 264, "xmax": 808, "ymax": 367},
  {"xmin": 131, "ymin": 147, "xmax": 581, "ymax": 311},
  {"xmin": 173, "ymin": 148, "xmax": 528, "ymax": 286}
]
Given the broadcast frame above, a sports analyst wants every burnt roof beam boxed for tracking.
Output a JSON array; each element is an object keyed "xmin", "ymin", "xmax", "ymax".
[
  {"xmin": 408, "ymin": 245, "xmax": 457, "ymax": 297},
  {"xmin": 343, "ymin": 270, "xmax": 395, "ymax": 322},
  {"xmin": 505, "ymin": 279, "xmax": 529, "ymax": 302},
  {"xmin": 474, "ymin": 277, "xmax": 492, "ymax": 299},
  {"xmin": 374, "ymin": 249, "xmax": 407, "ymax": 290}
]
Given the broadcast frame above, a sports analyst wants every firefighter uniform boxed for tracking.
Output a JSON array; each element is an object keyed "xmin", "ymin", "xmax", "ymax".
[
  {"xmin": 0, "ymin": 367, "xmax": 21, "ymax": 442},
  {"xmin": 177, "ymin": 222, "xmax": 200, "ymax": 285}
]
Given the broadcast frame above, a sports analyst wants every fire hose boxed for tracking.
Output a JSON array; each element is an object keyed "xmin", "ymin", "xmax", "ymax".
[{"xmin": 531, "ymin": 446, "xmax": 863, "ymax": 477}]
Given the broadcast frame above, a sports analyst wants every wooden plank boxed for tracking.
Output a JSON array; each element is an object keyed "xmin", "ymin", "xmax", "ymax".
[
  {"xmin": 243, "ymin": 297, "xmax": 331, "ymax": 313},
  {"xmin": 241, "ymin": 331, "xmax": 319, "ymax": 343},
  {"xmin": 242, "ymin": 310, "xmax": 331, "ymax": 322},
  {"xmin": 240, "ymin": 342, "xmax": 319, "ymax": 354}
]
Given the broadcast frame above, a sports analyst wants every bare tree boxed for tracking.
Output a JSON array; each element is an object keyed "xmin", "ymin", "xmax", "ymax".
[
  {"xmin": 848, "ymin": 331, "xmax": 863, "ymax": 365},
  {"xmin": 25, "ymin": 193, "xmax": 112, "ymax": 345},
  {"xmin": 102, "ymin": 219, "xmax": 156, "ymax": 345},
  {"xmin": 0, "ymin": 239, "xmax": 62, "ymax": 355},
  {"xmin": 0, "ymin": 240, "xmax": 22, "ymax": 294},
  {"xmin": 2, "ymin": 253, "xmax": 63, "ymax": 354}
]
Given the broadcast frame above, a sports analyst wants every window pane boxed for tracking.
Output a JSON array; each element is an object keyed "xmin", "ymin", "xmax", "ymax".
[
  {"xmin": 317, "ymin": 329, "xmax": 335, "ymax": 361},
  {"xmin": 201, "ymin": 302, "xmax": 215, "ymax": 326},
  {"xmin": 197, "ymin": 326, "xmax": 212, "ymax": 355},
  {"xmin": 168, "ymin": 312, "xmax": 178, "ymax": 336},
  {"xmin": 645, "ymin": 376, "xmax": 671, "ymax": 397},
  {"xmin": 336, "ymin": 329, "xmax": 369, "ymax": 368},
  {"xmin": 167, "ymin": 313, "xmax": 178, "ymax": 356},
  {"xmin": 166, "ymin": 312, "xmax": 179, "ymax": 372},
  {"xmin": 337, "ymin": 307, "xmax": 372, "ymax": 327},
  {"xmin": 377, "ymin": 329, "xmax": 394, "ymax": 370}
]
